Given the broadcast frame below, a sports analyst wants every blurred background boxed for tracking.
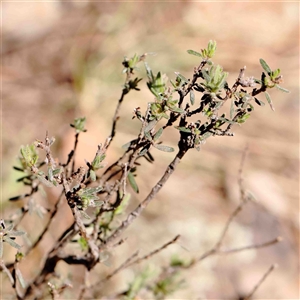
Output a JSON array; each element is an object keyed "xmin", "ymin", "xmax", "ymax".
[{"xmin": 2, "ymin": 1, "xmax": 299, "ymax": 299}]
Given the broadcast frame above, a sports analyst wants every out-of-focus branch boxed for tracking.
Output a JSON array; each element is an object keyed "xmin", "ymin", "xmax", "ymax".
[{"xmin": 243, "ymin": 264, "xmax": 278, "ymax": 300}]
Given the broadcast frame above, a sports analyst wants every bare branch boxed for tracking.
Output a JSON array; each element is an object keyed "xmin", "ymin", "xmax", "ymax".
[
  {"xmin": 126, "ymin": 235, "xmax": 180, "ymax": 268},
  {"xmin": 102, "ymin": 151, "xmax": 185, "ymax": 251},
  {"xmin": 219, "ymin": 237, "xmax": 282, "ymax": 254},
  {"xmin": 243, "ymin": 263, "xmax": 278, "ymax": 300}
]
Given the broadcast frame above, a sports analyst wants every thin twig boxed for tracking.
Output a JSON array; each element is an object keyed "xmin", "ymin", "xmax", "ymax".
[
  {"xmin": 214, "ymin": 200, "xmax": 248, "ymax": 250},
  {"xmin": 127, "ymin": 235, "xmax": 180, "ymax": 268},
  {"xmin": 219, "ymin": 237, "xmax": 282, "ymax": 254},
  {"xmin": 101, "ymin": 150, "xmax": 185, "ymax": 251},
  {"xmin": 243, "ymin": 263, "xmax": 278, "ymax": 300},
  {"xmin": 238, "ymin": 144, "xmax": 248, "ymax": 202},
  {"xmin": 99, "ymin": 251, "xmax": 139, "ymax": 286},
  {"xmin": 0, "ymin": 259, "xmax": 14, "ymax": 285},
  {"xmin": 106, "ymin": 90, "xmax": 127, "ymax": 149}
]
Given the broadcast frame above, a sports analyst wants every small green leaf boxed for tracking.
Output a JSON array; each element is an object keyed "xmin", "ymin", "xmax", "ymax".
[
  {"xmin": 16, "ymin": 269, "xmax": 27, "ymax": 289},
  {"xmin": 174, "ymin": 126, "xmax": 192, "ymax": 133},
  {"xmin": 144, "ymin": 131, "xmax": 152, "ymax": 141},
  {"xmin": 153, "ymin": 128, "xmax": 163, "ymax": 142},
  {"xmin": 218, "ymin": 117, "xmax": 236, "ymax": 125},
  {"xmin": 114, "ymin": 193, "xmax": 130, "ymax": 215},
  {"xmin": 78, "ymin": 237, "xmax": 89, "ymax": 251},
  {"xmin": 80, "ymin": 210, "xmax": 91, "ymax": 219},
  {"xmin": 3, "ymin": 237, "xmax": 22, "ymax": 250},
  {"xmin": 174, "ymin": 72, "xmax": 188, "ymax": 83},
  {"xmin": 122, "ymin": 140, "xmax": 134, "ymax": 150},
  {"xmin": 128, "ymin": 172, "xmax": 139, "ymax": 193},
  {"xmin": 144, "ymin": 119, "xmax": 157, "ymax": 133},
  {"xmin": 201, "ymin": 70, "xmax": 211, "ymax": 82},
  {"xmin": 154, "ymin": 144, "xmax": 174, "ymax": 152},
  {"xmin": 71, "ymin": 117, "xmax": 87, "ymax": 133},
  {"xmin": 169, "ymin": 106, "xmax": 184, "ymax": 114},
  {"xmin": 187, "ymin": 49, "xmax": 202, "ymax": 57},
  {"xmin": 264, "ymin": 91, "xmax": 275, "ymax": 111},
  {"xmin": 92, "ymin": 154, "xmax": 106, "ymax": 170},
  {"xmin": 90, "ymin": 170, "xmax": 96, "ymax": 181},
  {"xmin": 275, "ymin": 85, "xmax": 290, "ymax": 93},
  {"xmin": 190, "ymin": 90, "xmax": 195, "ymax": 105},
  {"xmin": 37, "ymin": 175, "xmax": 55, "ymax": 187},
  {"xmin": 259, "ymin": 58, "xmax": 271, "ymax": 74},
  {"xmin": 237, "ymin": 113, "xmax": 251, "ymax": 124}
]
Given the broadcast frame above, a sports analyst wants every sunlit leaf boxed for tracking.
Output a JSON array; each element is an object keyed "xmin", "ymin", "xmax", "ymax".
[
  {"xmin": 37, "ymin": 175, "xmax": 55, "ymax": 188},
  {"xmin": 275, "ymin": 85, "xmax": 290, "ymax": 93},
  {"xmin": 187, "ymin": 49, "xmax": 202, "ymax": 57},
  {"xmin": 153, "ymin": 128, "xmax": 163, "ymax": 142},
  {"xmin": 80, "ymin": 210, "xmax": 91, "ymax": 219},
  {"xmin": 264, "ymin": 91, "xmax": 275, "ymax": 111},
  {"xmin": 169, "ymin": 106, "xmax": 184, "ymax": 114},
  {"xmin": 174, "ymin": 72, "xmax": 188, "ymax": 83},
  {"xmin": 90, "ymin": 170, "xmax": 96, "ymax": 182},
  {"xmin": 144, "ymin": 119, "xmax": 157, "ymax": 133},
  {"xmin": 114, "ymin": 193, "xmax": 130, "ymax": 215},
  {"xmin": 128, "ymin": 172, "xmax": 139, "ymax": 193},
  {"xmin": 174, "ymin": 126, "xmax": 192, "ymax": 133},
  {"xmin": 16, "ymin": 269, "xmax": 27, "ymax": 289},
  {"xmin": 190, "ymin": 90, "xmax": 195, "ymax": 105},
  {"xmin": 259, "ymin": 58, "xmax": 271, "ymax": 74},
  {"xmin": 3, "ymin": 237, "xmax": 22, "ymax": 250},
  {"xmin": 154, "ymin": 144, "xmax": 174, "ymax": 152}
]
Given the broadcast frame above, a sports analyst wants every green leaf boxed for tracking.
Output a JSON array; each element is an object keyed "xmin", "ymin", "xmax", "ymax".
[
  {"xmin": 187, "ymin": 49, "xmax": 202, "ymax": 57},
  {"xmin": 52, "ymin": 168, "xmax": 62, "ymax": 176},
  {"xmin": 264, "ymin": 91, "xmax": 275, "ymax": 111},
  {"xmin": 71, "ymin": 117, "xmax": 87, "ymax": 133},
  {"xmin": 153, "ymin": 128, "xmax": 163, "ymax": 142},
  {"xmin": 114, "ymin": 193, "xmax": 130, "ymax": 215},
  {"xmin": 144, "ymin": 119, "xmax": 157, "ymax": 133},
  {"xmin": 9, "ymin": 230, "xmax": 26, "ymax": 237},
  {"xmin": 122, "ymin": 140, "xmax": 133, "ymax": 150},
  {"xmin": 190, "ymin": 90, "xmax": 195, "ymax": 105},
  {"xmin": 174, "ymin": 72, "xmax": 188, "ymax": 83},
  {"xmin": 3, "ymin": 237, "xmax": 22, "ymax": 250},
  {"xmin": 169, "ymin": 106, "xmax": 184, "ymax": 114},
  {"xmin": 275, "ymin": 85, "xmax": 290, "ymax": 93},
  {"xmin": 237, "ymin": 113, "xmax": 251, "ymax": 124},
  {"xmin": 174, "ymin": 126, "xmax": 192, "ymax": 133},
  {"xmin": 128, "ymin": 172, "xmax": 139, "ymax": 193},
  {"xmin": 20, "ymin": 144, "xmax": 38, "ymax": 168},
  {"xmin": 144, "ymin": 131, "xmax": 152, "ymax": 141},
  {"xmin": 78, "ymin": 237, "xmax": 88, "ymax": 251},
  {"xmin": 154, "ymin": 144, "xmax": 174, "ymax": 152},
  {"xmin": 201, "ymin": 70, "xmax": 211, "ymax": 82},
  {"xmin": 80, "ymin": 210, "xmax": 90, "ymax": 219},
  {"xmin": 218, "ymin": 117, "xmax": 236, "ymax": 125},
  {"xmin": 37, "ymin": 174, "xmax": 55, "ymax": 188},
  {"xmin": 16, "ymin": 269, "xmax": 27, "ymax": 289},
  {"xmin": 90, "ymin": 170, "xmax": 96, "ymax": 181},
  {"xmin": 259, "ymin": 58, "xmax": 271, "ymax": 74},
  {"xmin": 92, "ymin": 154, "xmax": 106, "ymax": 170}
]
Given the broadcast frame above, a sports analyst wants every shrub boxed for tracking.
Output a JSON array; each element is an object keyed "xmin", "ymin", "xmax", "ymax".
[{"xmin": 1, "ymin": 41, "xmax": 288, "ymax": 299}]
